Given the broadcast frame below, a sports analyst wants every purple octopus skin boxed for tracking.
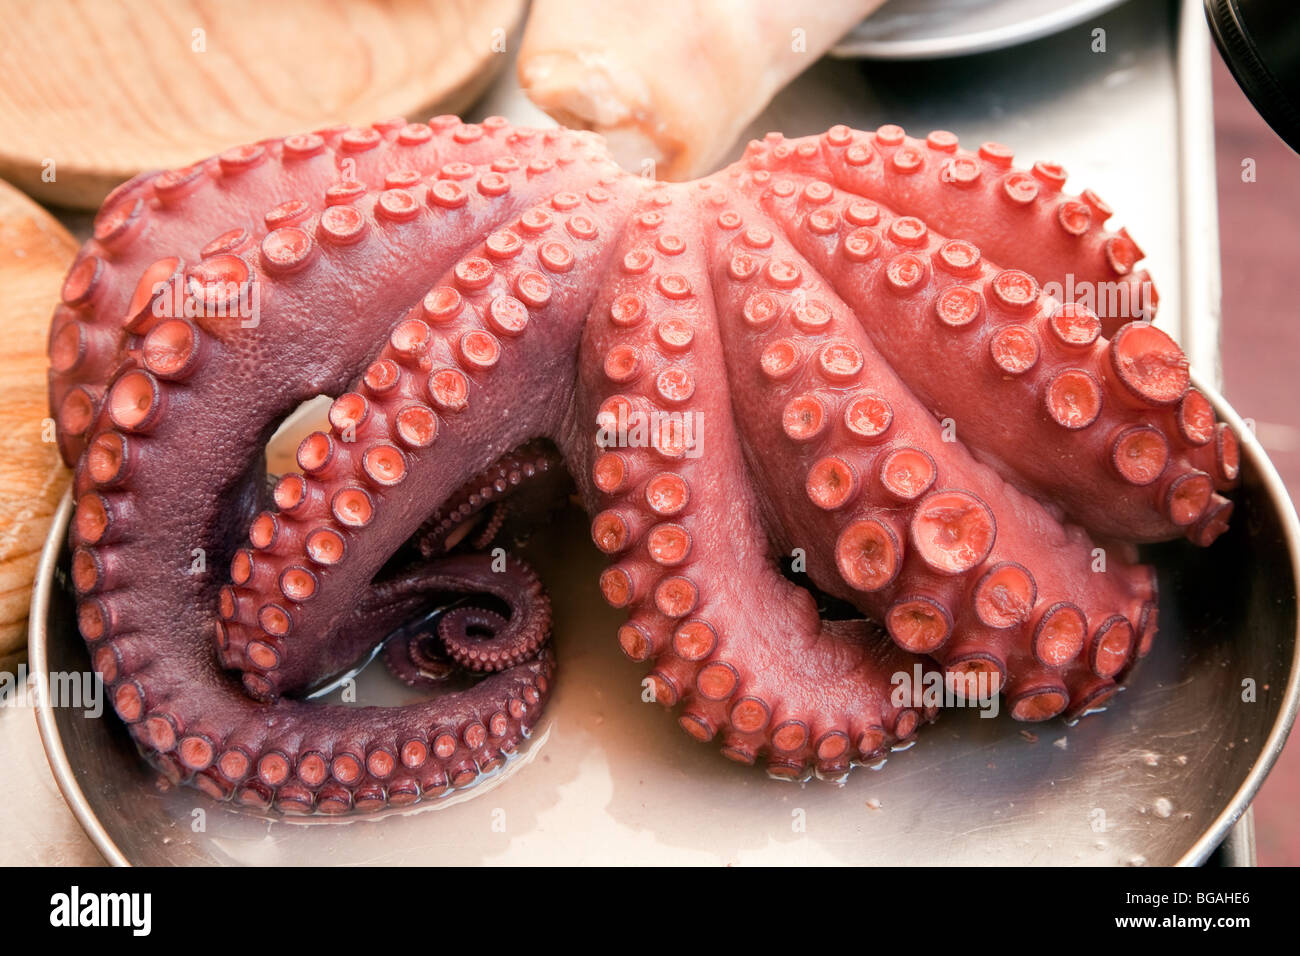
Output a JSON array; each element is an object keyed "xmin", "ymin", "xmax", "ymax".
[{"xmin": 47, "ymin": 116, "xmax": 1237, "ymax": 814}]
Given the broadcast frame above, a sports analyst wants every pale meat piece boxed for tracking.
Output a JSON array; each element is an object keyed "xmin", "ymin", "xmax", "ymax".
[{"xmin": 519, "ymin": 0, "xmax": 886, "ymax": 179}]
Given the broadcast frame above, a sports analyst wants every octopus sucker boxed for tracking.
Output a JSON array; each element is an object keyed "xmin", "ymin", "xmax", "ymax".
[{"xmin": 49, "ymin": 118, "xmax": 1235, "ymax": 813}]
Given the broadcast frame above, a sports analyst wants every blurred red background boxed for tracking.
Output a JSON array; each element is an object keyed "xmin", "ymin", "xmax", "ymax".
[{"xmin": 1213, "ymin": 51, "xmax": 1300, "ymax": 867}]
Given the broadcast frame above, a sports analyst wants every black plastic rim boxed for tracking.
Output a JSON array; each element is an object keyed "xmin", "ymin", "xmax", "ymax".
[{"xmin": 1205, "ymin": 0, "xmax": 1300, "ymax": 153}]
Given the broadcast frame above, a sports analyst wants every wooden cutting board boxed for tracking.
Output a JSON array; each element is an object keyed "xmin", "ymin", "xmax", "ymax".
[
  {"xmin": 0, "ymin": 0, "xmax": 525, "ymax": 208},
  {"xmin": 0, "ymin": 180, "xmax": 76, "ymax": 665}
]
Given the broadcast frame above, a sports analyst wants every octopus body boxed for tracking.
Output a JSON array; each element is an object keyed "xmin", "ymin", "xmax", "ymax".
[{"xmin": 47, "ymin": 117, "xmax": 1239, "ymax": 813}]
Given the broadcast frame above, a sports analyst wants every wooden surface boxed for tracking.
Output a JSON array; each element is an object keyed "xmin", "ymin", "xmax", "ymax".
[
  {"xmin": 0, "ymin": 0, "xmax": 525, "ymax": 208},
  {"xmin": 0, "ymin": 180, "xmax": 75, "ymax": 662}
]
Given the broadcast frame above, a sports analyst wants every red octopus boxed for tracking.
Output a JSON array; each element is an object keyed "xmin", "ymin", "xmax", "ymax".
[{"xmin": 47, "ymin": 117, "xmax": 1239, "ymax": 813}]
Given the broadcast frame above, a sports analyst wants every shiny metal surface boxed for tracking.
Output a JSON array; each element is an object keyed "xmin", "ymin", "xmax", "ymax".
[
  {"xmin": 31, "ymin": 0, "xmax": 1297, "ymax": 865},
  {"xmin": 833, "ymin": 0, "xmax": 1128, "ymax": 60}
]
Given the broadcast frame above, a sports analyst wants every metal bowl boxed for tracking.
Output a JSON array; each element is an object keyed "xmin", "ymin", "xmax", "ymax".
[{"xmin": 30, "ymin": 378, "xmax": 1300, "ymax": 865}]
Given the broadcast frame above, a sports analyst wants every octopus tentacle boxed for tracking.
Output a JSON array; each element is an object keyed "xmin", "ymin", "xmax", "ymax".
[
  {"xmin": 65, "ymin": 120, "xmax": 634, "ymax": 812},
  {"xmin": 74, "ymin": 359, "xmax": 561, "ymax": 810},
  {"xmin": 49, "ymin": 116, "xmax": 613, "ymax": 464},
  {"xmin": 384, "ymin": 552, "xmax": 551, "ymax": 676},
  {"xmin": 384, "ymin": 613, "xmax": 458, "ymax": 687},
  {"xmin": 739, "ymin": 124, "xmax": 1156, "ymax": 336},
  {"xmin": 705, "ymin": 189, "xmax": 1154, "ymax": 720},
  {"xmin": 470, "ymin": 505, "xmax": 510, "ymax": 549},
  {"xmin": 416, "ymin": 439, "xmax": 566, "ymax": 557},
  {"xmin": 374, "ymin": 443, "xmax": 565, "ymax": 686},
  {"xmin": 216, "ymin": 180, "xmax": 635, "ymax": 698},
  {"xmin": 569, "ymin": 185, "xmax": 935, "ymax": 776},
  {"xmin": 442, "ymin": 604, "xmax": 550, "ymax": 672},
  {"xmin": 55, "ymin": 120, "xmax": 1239, "ymax": 810},
  {"xmin": 745, "ymin": 165, "xmax": 1236, "ymax": 544},
  {"xmin": 362, "ymin": 551, "xmax": 550, "ymax": 684}
]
